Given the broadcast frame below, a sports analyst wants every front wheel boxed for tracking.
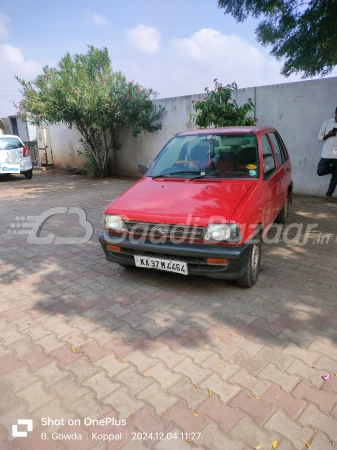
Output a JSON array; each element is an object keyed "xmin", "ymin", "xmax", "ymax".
[
  {"xmin": 236, "ymin": 234, "xmax": 262, "ymax": 288},
  {"xmin": 24, "ymin": 169, "xmax": 33, "ymax": 180}
]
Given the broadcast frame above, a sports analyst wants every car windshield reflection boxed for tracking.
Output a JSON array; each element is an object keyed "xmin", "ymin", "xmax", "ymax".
[{"xmin": 147, "ymin": 134, "xmax": 259, "ymax": 179}]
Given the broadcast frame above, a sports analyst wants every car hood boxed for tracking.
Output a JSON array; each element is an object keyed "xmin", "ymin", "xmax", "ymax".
[{"xmin": 105, "ymin": 177, "xmax": 256, "ymax": 225}]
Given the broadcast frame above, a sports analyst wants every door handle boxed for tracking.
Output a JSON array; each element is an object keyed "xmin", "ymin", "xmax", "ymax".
[
  {"xmin": 286, "ymin": 167, "xmax": 291, "ymax": 172},
  {"xmin": 276, "ymin": 178, "xmax": 280, "ymax": 182}
]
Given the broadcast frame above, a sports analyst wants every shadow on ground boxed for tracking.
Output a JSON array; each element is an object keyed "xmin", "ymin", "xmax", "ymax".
[{"xmin": 1, "ymin": 173, "xmax": 337, "ymax": 359}]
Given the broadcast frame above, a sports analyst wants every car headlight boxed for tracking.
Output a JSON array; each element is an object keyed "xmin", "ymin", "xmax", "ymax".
[
  {"xmin": 204, "ymin": 224, "xmax": 240, "ymax": 242},
  {"xmin": 103, "ymin": 215, "xmax": 126, "ymax": 232}
]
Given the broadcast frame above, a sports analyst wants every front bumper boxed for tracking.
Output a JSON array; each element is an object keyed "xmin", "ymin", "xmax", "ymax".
[{"xmin": 99, "ymin": 232, "xmax": 251, "ymax": 279}]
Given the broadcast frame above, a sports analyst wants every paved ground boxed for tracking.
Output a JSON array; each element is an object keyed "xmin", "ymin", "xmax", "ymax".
[{"xmin": 1, "ymin": 170, "xmax": 337, "ymax": 450}]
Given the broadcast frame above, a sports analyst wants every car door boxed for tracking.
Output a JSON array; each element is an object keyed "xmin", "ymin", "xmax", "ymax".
[
  {"xmin": 0, "ymin": 137, "xmax": 23, "ymax": 164},
  {"xmin": 268, "ymin": 131, "xmax": 289, "ymax": 209},
  {"xmin": 275, "ymin": 131, "xmax": 292, "ymax": 196},
  {"xmin": 260, "ymin": 134, "xmax": 280, "ymax": 226}
]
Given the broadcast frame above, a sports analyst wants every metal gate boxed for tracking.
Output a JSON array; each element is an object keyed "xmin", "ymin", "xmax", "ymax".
[{"xmin": 37, "ymin": 127, "xmax": 54, "ymax": 166}]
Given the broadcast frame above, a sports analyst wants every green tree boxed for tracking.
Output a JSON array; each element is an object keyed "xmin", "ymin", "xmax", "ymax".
[
  {"xmin": 218, "ymin": 0, "xmax": 337, "ymax": 78},
  {"xmin": 15, "ymin": 46, "xmax": 164, "ymax": 176},
  {"xmin": 190, "ymin": 80, "xmax": 257, "ymax": 128}
]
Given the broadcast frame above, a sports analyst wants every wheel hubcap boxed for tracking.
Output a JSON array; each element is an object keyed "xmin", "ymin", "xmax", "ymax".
[{"xmin": 251, "ymin": 242, "xmax": 260, "ymax": 275}]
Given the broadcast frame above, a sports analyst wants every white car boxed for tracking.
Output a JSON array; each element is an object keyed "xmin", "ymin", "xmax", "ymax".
[{"xmin": 0, "ymin": 135, "xmax": 33, "ymax": 179}]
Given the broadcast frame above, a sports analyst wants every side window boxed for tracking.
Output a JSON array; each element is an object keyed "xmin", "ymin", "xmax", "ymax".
[
  {"xmin": 269, "ymin": 132, "xmax": 283, "ymax": 167},
  {"xmin": 275, "ymin": 133, "xmax": 289, "ymax": 162},
  {"xmin": 261, "ymin": 134, "xmax": 276, "ymax": 179}
]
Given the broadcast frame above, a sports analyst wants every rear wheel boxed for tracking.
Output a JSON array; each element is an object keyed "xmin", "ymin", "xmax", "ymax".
[
  {"xmin": 24, "ymin": 169, "xmax": 33, "ymax": 180},
  {"xmin": 236, "ymin": 233, "xmax": 262, "ymax": 288},
  {"xmin": 275, "ymin": 194, "xmax": 289, "ymax": 224}
]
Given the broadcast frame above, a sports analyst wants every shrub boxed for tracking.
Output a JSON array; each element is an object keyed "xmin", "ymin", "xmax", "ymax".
[{"xmin": 190, "ymin": 80, "xmax": 257, "ymax": 128}]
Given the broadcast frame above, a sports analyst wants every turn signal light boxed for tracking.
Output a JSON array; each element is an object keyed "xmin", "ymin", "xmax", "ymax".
[
  {"xmin": 22, "ymin": 146, "xmax": 29, "ymax": 157},
  {"xmin": 107, "ymin": 245, "xmax": 121, "ymax": 252},
  {"xmin": 206, "ymin": 258, "xmax": 228, "ymax": 265}
]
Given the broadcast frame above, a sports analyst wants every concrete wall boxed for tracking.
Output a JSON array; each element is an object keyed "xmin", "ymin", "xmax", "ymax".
[
  {"xmin": 44, "ymin": 77, "xmax": 337, "ymax": 196},
  {"xmin": 0, "ymin": 116, "xmax": 37, "ymax": 142},
  {"xmin": 27, "ymin": 122, "xmax": 37, "ymax": 141},
  {"xmin": 113, "ymin": 87, "xmax": 255, "ymax": 177},
  {"xmin": 47, "ymin": 123, "xmax": 85, "ymax": 169},
  {"xmin": 16, "ymin": 118, "xmax": 29, "ymax": 141},
  {"xmin": 114, "ymin": 78, "xmax": 337, "ymax": 196},
  {"xmin": 255, "ymin": 78, "xmax": 337, "ymax": 195}
]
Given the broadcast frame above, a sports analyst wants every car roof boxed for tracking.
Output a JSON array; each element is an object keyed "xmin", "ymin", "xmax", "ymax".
[{"xmin": 176, "ymin": 126, "xmax": 276, "ymax": 136}]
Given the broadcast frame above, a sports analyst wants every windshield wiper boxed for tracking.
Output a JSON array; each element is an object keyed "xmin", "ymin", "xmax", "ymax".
[
  {"xmin": 189, "ymin": 171, "xmax": 247, "ymax": 180},
  {"xmin": 189, "ymin": 172, "xmax": 215, "ymax": 181},
  {"xmin": 152, "ymin": 171, "xmax": 199, "ymax": 180},
  {"xmin": 213, "ymin": 171, "xmax": 250, "ymax": 177}
]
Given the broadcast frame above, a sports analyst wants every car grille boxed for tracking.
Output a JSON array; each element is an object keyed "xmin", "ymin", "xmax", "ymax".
[{"xmin": 123, "ymin": 221, "xmax": 205, "ymax": 240}]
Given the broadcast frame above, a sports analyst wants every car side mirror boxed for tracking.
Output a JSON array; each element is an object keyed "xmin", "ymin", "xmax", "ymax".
[{"xmin": 137, "ymin": 163, "xmax": 148, "ymax": 174}]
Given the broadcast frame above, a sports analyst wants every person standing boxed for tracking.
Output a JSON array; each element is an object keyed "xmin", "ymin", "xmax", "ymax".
[{"xmin": 317, "ymin": 108, "xmax": 337, "ymax": 201}]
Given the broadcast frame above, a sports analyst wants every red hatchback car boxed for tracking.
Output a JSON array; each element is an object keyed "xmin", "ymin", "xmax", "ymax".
[{"xmin": 99, "ymin": 127, "xmax": 292, "ymax": 287}]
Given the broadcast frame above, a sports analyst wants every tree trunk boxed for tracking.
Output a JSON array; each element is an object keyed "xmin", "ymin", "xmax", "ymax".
[{"xmin": 76, "ymin": 125, "xmax": 119, "ymax": 178}]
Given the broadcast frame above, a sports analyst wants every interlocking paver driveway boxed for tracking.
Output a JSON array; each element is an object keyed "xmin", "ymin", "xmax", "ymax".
[{"xmin": 1, "ymin": 170, "xmax": 337, "ymax": 450}]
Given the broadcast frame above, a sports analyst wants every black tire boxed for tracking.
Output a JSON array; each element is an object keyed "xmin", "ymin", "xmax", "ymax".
[
  {"xmin": 24, "ymin": 169, "xmax": 33, "ymax": 180},
  {"xmin": 236, "ymin": 233, "xmax": 262, "ymax": 288},
  {"xmin": 275, "ymin": 194, "xmax": 289, "ymax": 225}
]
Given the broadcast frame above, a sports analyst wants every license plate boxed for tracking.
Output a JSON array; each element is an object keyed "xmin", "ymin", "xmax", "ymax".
[{"xmin": 134, "ymin": 256, "xmax": 188, "ymax": 275}]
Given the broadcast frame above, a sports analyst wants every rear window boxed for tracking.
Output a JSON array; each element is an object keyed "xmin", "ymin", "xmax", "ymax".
[{"xmin": 0, "ymin": 138, "xmax": 22, "ymax": 150}]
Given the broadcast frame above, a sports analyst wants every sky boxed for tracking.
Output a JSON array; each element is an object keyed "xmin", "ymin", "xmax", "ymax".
[{"xmin": 1, "ymin": 0, "xmax": 336, "ymax": 117}]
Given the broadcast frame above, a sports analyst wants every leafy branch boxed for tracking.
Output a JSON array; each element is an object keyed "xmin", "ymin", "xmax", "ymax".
[{"xmin": 190, "ymin": 80, "xmax": 257, "ymax": 128}]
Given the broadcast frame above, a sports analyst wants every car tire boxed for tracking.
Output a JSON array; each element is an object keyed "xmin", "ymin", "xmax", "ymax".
[
  {"xmin": 236, "ymin": 233, "xmax": 262, "ymax": 288},
  {"xmin": 275, "ymin": 194, "xmax": 289, "ymax": 225},
  {"xmin": 24, "ymin": 169, "xmax": 33, "ymax": 180}
]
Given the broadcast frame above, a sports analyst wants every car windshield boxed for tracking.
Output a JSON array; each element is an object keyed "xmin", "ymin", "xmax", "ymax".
[
  {"xmin": 146, "ymin": 134, "xmax": 259, "ymax": 179},
  {"xmin": 0, "ymin": 138, "xmax": 22, "ymax": 151}
]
